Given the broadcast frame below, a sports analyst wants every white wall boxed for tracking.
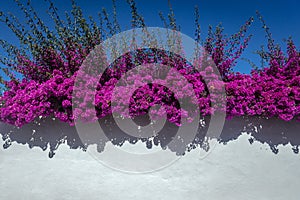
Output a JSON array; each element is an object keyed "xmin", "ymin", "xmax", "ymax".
[{"xmin": 0, "ymin": 118, "xmax": 300, "ymax": 200}]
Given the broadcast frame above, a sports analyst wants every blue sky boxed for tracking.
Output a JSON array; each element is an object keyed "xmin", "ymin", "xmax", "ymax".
[{"xmin": 0, "ymin": 0, "xmax": 299, "ymax": 75}]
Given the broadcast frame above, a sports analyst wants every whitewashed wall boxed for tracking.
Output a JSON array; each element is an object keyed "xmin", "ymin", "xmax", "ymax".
[{"xmin": 0, "ymin": 117, "xmax": 300, "ymax": 200}]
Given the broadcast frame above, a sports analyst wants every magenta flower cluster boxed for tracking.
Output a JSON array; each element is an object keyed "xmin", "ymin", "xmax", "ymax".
[{"xmin": 0, "ymin": 40, "xmax": 299, "ymax": 127}]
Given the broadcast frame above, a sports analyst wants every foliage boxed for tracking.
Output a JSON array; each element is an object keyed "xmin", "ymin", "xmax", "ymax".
[{"xmin": 0, "ymin": 0, "xmax": 299, "ymax": 128}]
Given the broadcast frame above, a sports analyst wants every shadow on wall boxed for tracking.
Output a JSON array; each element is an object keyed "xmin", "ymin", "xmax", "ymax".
[{"xmin": 0, "ymin": 115, "xmax": 300, "ymax": 158}]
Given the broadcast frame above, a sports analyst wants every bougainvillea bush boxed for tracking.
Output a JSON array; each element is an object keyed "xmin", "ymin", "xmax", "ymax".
[{"xmin": 0, "ymin": 0, "xmax": 299, "ymax": 130}]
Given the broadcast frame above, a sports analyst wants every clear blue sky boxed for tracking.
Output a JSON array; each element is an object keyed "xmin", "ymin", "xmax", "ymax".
[{"xmin": 0, "ymin": 0, "xmax": 299, "ymax": 75}]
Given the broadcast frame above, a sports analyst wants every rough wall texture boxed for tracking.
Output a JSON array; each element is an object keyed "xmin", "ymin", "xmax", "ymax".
[{"xmin": 0, "ymin": 117, "xmax": 299, "ymax": 200}]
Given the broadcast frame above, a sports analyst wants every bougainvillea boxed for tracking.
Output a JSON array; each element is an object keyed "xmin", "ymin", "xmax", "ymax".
[{"xmin": 0, "ymin": 0, "xmax": 299, "ymax": 129}]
